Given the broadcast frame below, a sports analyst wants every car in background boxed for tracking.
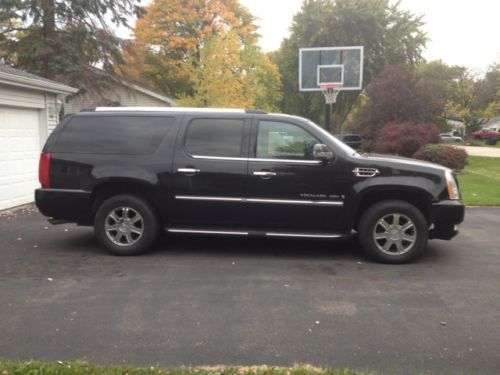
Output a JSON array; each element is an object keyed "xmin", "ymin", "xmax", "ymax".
[
  {"xmin": 440, "ymin": 133, "xmax": 463, "ymax": 143},
  {"xmin": 472, "ymin": 128, "xmax": 500, "ymax": 140},
  {"xmin": 334, "ymin": 133, "xmax": 362, "ymax": 149}
]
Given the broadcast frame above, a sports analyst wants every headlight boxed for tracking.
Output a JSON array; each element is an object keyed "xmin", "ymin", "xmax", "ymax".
[{"xmin": 445, "ymin": 170, "xmax": 460, "ymax": 200}]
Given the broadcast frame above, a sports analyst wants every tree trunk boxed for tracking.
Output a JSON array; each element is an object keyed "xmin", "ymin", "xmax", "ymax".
[{"xmin": 41, "ymin": 0, "xmax": 56, "ymax": 78}]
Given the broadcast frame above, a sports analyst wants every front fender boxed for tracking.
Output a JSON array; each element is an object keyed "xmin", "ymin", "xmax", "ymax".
[{"xmin": 342, "ymin": 177, "xmax": 439, "ymax": 233}]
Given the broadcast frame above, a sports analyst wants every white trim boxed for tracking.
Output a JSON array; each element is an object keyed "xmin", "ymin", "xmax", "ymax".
[
  {"xmin": 0, "ymin": 73, "xmax": 78, "ymax": 95},
  {"xmin": 167, "ymin": 229, "xmax": 248, "ymax": 235},
  {"xmin": 174, "ymin": 195, "xmax": 344, "ymax": 206},
  {"xmin": 95, "ymin": 107, "xmax": 245, "ymax": 113},
  {"xmin": 266, "ymin": 232, "xmax": 343, "ymax": 238},
  {"xmin": 299, "ymin": 46, "xmax": 364, "ymax": 92},
  {"xmin": 317, "ymin": 64, "xmax": 344, "ymax": 86},
  {"xmin": 192, "ymin": 155, "xmax": 321, "ymax": 164}
]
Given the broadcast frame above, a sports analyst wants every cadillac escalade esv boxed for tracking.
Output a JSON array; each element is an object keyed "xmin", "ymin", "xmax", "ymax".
[{"xmin": 35, "ymin": 108, "xmax": 465, "ymax": 263}]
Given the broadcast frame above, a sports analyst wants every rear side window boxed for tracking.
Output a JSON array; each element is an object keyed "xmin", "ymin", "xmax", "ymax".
[
  {"xmin": 185, "ymin": 118, "xmax": 244, "ymax": 157},
  {"xmin": 52, "ymin": 116, "xmax": 173, "ymax": 154}
]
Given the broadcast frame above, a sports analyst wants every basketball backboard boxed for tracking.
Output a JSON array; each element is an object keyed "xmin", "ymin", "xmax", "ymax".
[{"xmin": 299, "ymin": 46, "xmax": 364, "ymax": 91}]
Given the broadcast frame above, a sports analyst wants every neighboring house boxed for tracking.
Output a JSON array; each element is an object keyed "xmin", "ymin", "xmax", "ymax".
[
  {"xmin": 0, "ymin": 63, "xmax": 77, "ymax": 210},
  {"xmin": 481, "ymin": 116, "xmax": 500, "ymax": 131},
  {"xmin": 64, "ymin": 70, "xmax": 175, "ymax": 114},
  {"xmin": 445, "ymin": 118, "xmax": 466, "ymax": 136}
]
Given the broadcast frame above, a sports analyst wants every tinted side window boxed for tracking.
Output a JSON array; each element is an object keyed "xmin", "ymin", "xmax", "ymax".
[
  {"xmin": 256, "ymin": 121, "xmax": 319, "ymax": 160},
  {"xmin": 53, "ymin": 116, "xmax": 173, "ymax": 154},
  {"xmin": 185, "ymin": 118, "xmax": 244, "ymax": 157}
]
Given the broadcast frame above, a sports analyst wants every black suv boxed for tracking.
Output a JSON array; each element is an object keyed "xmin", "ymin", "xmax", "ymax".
[{"xmin": 35, "ymin": 108, "xmax": 464, "ymax": 263}]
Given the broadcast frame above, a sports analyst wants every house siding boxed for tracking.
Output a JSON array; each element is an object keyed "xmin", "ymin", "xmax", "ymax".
[{"xmin": 64, "ymin": 83, "xmax": 171, "ymax": 114}]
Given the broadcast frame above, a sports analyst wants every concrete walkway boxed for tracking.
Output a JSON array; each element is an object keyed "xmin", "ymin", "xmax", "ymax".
[{"xmin": 456, "ymin": 145, "xmax": 500, "ymax": 157}]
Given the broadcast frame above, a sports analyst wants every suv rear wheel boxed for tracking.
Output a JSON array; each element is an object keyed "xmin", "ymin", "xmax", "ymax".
[
  {"xmin": 358, "ymin": 200, "xmax": 428, "ymax": 264},
  {"xmin": 94, "ymin": 194, "xmax": 159, "ymax": 255}
]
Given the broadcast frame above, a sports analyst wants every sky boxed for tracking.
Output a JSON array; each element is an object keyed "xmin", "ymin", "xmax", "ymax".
[
  {"xmin": 124, "ymin": 0, "xmax": 500, "ymax": 74},
  {"xmin": 239, "ymin": 0, "xmax": 500, "ymax": 74}
]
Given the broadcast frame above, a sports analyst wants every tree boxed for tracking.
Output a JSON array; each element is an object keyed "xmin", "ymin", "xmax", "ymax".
[
  {"xmin": 351, "ymin": 65, "xmax": 443, "ymax": 144},
  {"xmin": 177, "ymin": 30, "xmax": 281, "ymax": 110},
  {"xmin": 475, "ymin": 64, "xmax": 500, "ymax": 118},
  {"xmin": 121, "ymin": 0, "xmax": 258, "ymax": 98},
  {"xmin": 274, "ymin": 0, "xmax": 427, "ymax": 130},
  {"xmin": 0, "ymin": 0, "xmax": 143, "ymax": 91}
]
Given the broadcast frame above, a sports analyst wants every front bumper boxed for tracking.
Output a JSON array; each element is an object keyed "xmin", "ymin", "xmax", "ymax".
[
  {"xmin": 430, "ymin": 200, "xmax": 465, "ymax": 240},
  {"xmin": 35, "ymin": 188, "xmax": 93, "ymax": 225}
]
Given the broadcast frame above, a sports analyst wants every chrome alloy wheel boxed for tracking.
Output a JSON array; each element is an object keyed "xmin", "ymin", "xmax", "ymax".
[
  {"xmin": 373, "ymin": 213, "xmax": 417, "ymax": 255},
  {"xmin": 104, "ymin": 206, "xmax": 144, "ymax": 246}
]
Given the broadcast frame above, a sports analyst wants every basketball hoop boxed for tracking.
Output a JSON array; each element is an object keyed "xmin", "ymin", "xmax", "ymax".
[{"xmin": 320, "ymin": 83, "xmax": 343, "ymax": 104}]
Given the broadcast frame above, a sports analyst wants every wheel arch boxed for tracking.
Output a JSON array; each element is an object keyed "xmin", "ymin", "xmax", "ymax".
[
  {"xmin": 349, "ymin": 186, "xmax": 434, "ymax": 231},
  {"xmin": 90, "ymin": 178, "xmax": 164, "ymax": 224}
]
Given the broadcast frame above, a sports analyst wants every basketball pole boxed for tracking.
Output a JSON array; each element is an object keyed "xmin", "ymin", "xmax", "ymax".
[{"xmin": 324, "ymin": 102, "xmax": 331, "ymax": 132}]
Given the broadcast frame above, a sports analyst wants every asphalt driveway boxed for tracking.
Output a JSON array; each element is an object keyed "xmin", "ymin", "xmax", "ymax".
[{"xmin": 0, "ymin": 207, "xmax": 499, "ymax": 374}]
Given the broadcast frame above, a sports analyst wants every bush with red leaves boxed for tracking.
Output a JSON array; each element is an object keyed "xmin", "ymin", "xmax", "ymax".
[
  {"xmin": 413, "ymin": 144, "xmax": 468, "ymax": 171},
  {"xmin": 373, "ymin": 122, "xmax": 441, "ymax": 157}
]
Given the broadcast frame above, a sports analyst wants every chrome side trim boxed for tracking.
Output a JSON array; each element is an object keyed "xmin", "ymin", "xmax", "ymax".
[
  {"xmin": 353, "ymin": 167, "xmax": 380, "ymax": 178},
  {"xmin": 174, "ymin": 195, "xmax": 344, "ymax": 206},
  {"xmin": 177, "ymin": 168, "xmax": 200, "ymax": 173},
  {"xmin": 175, "ymin": 195, "xmax": 242, "ymax": 202},
  {"xmin": 253, "ymin": 171, "xmax": 277, "ymax": 176},
  {"xmin": 192, "ymin": 155, "xmax": 321, "ymax": 164},
  {"xmin": 266, "ymin": 232, "xmax": 343, "ymax": 238},
  {"xmin": 246, "ymin": 198, "xmax": 343, "ymax": 206},
  {"xmin": 167, "ymin": 229, "xmax": 248, "ymax": 235}
]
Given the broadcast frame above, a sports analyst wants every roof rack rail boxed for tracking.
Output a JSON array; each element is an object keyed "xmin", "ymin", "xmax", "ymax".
[
  {"xmin": 245, "ymin": 109, "xmax": 267, "ymax": 114},
  {"xmin": 80, "ymin": 107, "xmax": 96, "ymax": 112}
]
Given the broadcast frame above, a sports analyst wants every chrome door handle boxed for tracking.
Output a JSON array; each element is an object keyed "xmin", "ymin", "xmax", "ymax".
[
  {"xmin": 253, "ymin": 171, "xmax": 277, "ymax": 176},
  {"xmin": 178, "ymin": 168, "xmax": 200, "ymax": 174}
]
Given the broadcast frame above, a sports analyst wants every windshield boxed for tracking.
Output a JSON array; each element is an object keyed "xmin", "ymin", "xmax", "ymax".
[{"xmin": 305, "ymin": 119, "xmax": 361, "ymax": 157}]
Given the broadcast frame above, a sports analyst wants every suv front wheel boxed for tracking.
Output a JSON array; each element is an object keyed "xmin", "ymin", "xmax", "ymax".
[
  {"xmin": 358, "ymin": 200, "xmax": 428, "ymax": 264},
  {"xmin": 94, "ymin": 194, "xmax": 159, "ymax": 255}
]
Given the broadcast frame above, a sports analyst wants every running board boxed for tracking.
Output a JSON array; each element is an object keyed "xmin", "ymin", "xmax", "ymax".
[{"xmin": 166, "ymin": 228, "xmax": 346, "ymax": 239}]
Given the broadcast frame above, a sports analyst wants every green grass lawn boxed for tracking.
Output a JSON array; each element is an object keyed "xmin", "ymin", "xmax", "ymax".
[
  {"xmin": 458, "ymin": 156, "xmax": 500, "ymax": 206},
  {"xmin": 0, "ymin": 362, "xmax": 384, "ymax": 375}
]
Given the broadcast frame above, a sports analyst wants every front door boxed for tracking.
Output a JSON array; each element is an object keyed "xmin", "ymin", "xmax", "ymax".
[
  {"xmin": 171, "ymin": 115, "xmax": 251, "ymax": 228},
  {"xmin": 246, "ymin": 119, "xmax": 346, "ymax": 233}
]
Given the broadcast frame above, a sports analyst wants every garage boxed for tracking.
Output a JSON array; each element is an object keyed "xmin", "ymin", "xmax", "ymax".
[{"xmin": 0, "ymin": 63, "xmax": 77, "ymax": 210}]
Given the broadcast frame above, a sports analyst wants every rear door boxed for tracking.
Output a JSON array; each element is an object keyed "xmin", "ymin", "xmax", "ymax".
[{"xmin": 171, "ymin": 114, "xmax": 251, "ymax": 228}]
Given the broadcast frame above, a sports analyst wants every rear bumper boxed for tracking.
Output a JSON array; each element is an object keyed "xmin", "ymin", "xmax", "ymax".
[
  {"xmin": 35, "ymin": 188, "xmax": 93, "ymax": 225},
  {"xmin": 430, "ymin": 200, "xmax": 465, "ymax": 240}
]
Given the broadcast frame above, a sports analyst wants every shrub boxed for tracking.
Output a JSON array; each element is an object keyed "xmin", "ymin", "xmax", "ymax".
[
  {"xmin": 373, "ymin": 122, "xmax": 441, "ymax": 157},
  {"xmin": 413, "ymin": 144, "xmax": 468, "ymax": 171},
  {"xmin": 351, "ymin": 65, "xmax": 445, "ymax": 142}
]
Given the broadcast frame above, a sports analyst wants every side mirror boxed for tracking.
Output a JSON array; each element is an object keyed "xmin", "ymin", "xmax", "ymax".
[{"xmin": 313, "ymin": 143, "xmax": 333, "ymax": 160}]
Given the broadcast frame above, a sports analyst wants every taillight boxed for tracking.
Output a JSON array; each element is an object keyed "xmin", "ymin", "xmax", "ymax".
[{"xmin": 38, "ymin": 152, "xmax": 51, "ymax": 188}]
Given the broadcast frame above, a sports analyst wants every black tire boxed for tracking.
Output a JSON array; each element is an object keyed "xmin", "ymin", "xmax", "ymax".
[
  {"xmin": 358, "ymin": 200, "xmax": 428, "ymax": 264},
  {"xmin": 94, "ymin": 194, "xmax": 159, "ymax": 256}
]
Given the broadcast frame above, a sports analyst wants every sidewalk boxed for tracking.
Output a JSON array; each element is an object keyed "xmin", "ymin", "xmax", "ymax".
[{"xmin": 456, "ymin": 145, "xmax": 500, "ymax": 157}]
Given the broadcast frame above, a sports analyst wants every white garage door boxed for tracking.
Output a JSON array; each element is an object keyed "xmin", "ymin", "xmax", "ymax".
[{"xmin": 0, "ymin": 107, "xmax": 41, "ymax": 210}]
